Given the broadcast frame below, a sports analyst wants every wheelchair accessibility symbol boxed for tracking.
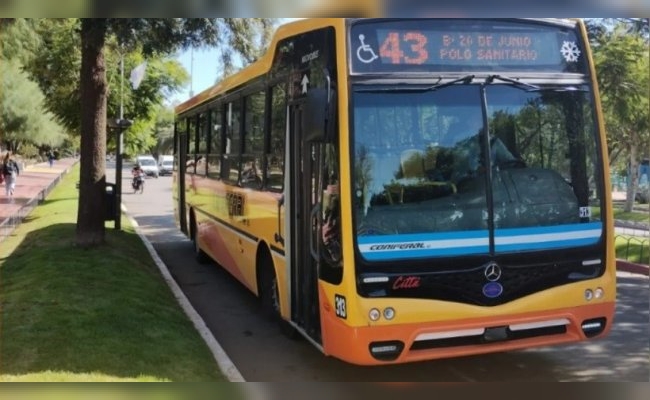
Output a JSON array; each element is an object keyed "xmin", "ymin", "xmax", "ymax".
[{"xmin": 356, "ymin": 34, "xmax": 378, "ymax": 64}]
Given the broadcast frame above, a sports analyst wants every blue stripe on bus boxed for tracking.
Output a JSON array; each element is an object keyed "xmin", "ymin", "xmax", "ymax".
[
  {"xmin": 494, "ymin": 222, "xmax": 602, "ymax": 252},
  {"xmin": 495, "ymin": 237, "xmax": 601, "ymax": 252},
  {"xmin": 358, "ymin": 230, "xmax": 490, "ymax": 261},
  {"xmin": 358, "ymin": 222, "xmax": 602, "ymax": 260},
  {"xmin": 360, "ymin": 245, "xmax": 490, "ymax": 261},
  {"xmin": 357, "ymin": 230, "xmax": 489, "ymax": 244},
  {"xmin": 494, "ymin": 222, "xmax": 603, "ymax": 237}
]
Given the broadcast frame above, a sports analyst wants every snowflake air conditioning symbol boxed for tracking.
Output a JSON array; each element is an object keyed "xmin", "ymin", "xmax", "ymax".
[{"xmin": 560, "ymin": 41, "xmax": 581, "ymax": 63}]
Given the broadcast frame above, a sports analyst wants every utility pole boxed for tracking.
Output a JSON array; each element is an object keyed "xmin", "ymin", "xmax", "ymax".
[
  {"xmin": 109, "ymin": 46, "xmax": 132, "ymax": 230},
  {"xmin": 189, "ymin": 47, "xmax": 194, "ymax": 97}
]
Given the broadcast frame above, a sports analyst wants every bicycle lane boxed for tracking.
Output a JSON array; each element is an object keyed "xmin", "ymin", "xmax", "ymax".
[{"xmin": 0, "ymin": 158, "xmax": 78, "ymax": 241}]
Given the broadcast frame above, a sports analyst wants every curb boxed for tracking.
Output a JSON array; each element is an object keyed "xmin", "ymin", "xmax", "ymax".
[
  {"xmin": 614, "ymin": 219, "xmax": 650, "ymax": 232},
  {"xmin": 121, "ymin": 203, "xmax": 246, "ymax": 382},
  {"xmin": 616, "ymin": 259, "xmax": 650, "ymax": 276}
]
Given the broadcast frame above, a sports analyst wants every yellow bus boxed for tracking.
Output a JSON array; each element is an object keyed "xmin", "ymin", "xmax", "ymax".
[{"xmin": 173, "ymin": 18, "xmax": 615, "ymax": 365}]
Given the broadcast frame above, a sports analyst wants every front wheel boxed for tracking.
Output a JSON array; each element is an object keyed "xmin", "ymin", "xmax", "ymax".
[{"xmin": 259, "ymin": 260, "xmax": 298, "ymax": 339}]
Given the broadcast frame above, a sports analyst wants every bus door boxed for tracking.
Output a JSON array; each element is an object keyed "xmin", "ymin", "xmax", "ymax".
[{"xmin": 288, "ymin": 101, "xmax": 322, "ymax": 344}]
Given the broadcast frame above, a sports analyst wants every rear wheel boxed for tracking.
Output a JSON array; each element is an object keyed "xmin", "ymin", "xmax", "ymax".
[{"xmin": 190, "ymin": 213, "xmax": 210, "ymax": 264}]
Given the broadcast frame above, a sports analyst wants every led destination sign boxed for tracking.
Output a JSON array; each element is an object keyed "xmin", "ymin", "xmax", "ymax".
[{"xmin": 350, "ymin": 20, "xmax": 586, "ymax": 74}]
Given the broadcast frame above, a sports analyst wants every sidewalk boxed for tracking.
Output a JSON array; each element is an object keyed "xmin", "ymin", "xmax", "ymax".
[
  {"xmin": 1, "ymin": 160, "xmax": 648, "ymax": 277},
  {"xmin": 0, "ymin": 158, "xmax": 78, "ymax": 242}
]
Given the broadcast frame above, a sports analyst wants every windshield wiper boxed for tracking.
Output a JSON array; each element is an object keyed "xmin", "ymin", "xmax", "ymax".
[
  {"xmin": 485, "ymin": 74, "xmax": 587, "ymax": 93},
  {"xmin": 485, "ymin": 75, "xmax": 540, "ymax": 91},
  {"xmin": 356, "ymin": 74, "xmax": 475, "ymax": 93}
]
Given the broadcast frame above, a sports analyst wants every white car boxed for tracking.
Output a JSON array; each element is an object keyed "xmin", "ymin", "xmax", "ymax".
[
  {"xmin": 158, "ymin": 155, "xmax": 173, "ymax": 176},
  {"xmin": 136, "ymin": 156, "xmax": 159, "ymax": 178}
]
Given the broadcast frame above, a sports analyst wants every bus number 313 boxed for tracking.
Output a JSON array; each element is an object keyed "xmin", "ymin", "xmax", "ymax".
[{"xmin": 335, "ymin": 294, "xmax": 347, "ymax": 319}]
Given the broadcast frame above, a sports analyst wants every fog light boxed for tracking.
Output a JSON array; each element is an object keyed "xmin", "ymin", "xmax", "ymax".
[
  {"xmin": 369, "ymin": 308, "xmax": 381, "ymax": 321},
  {"xmin": 584, "ymin": 289, "xmax": 593, "ymax": 301},
  {"xmin": 383, "ymin": 307, "xmax": 395, "ymax": 320},
  {"xmin": 594, "ymin": 287, "xmax": 604, "ymax": 299},
  {"xmin": 581, "ymin": 317, "xmax": 606, "ymax": 338},
  {"xmin": 369, "ymin": 340, "xmax": 405, "ymax": 361}
]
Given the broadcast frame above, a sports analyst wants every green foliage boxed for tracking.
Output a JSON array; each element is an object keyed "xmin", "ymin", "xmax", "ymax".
[
  {"xmin": 18, "ymin": 143, "xmax": 40, "ymax": 159},
  {"xmin": 121, "ymin": 118, "xmax": 158, "ymax": 158},
  {"xmin": 26, "ymin": 19, "xmax": 82, "ymax": 135},
  {"xmin": 0, "ymin": 58, "xmax": 66, "ymax": 152},
  {"xmin": 590, "ymin": 20, "xmax": 649, "ymax": 161},
  {"xmin": 588, "ymin": 19, "xmax": 649, "ymax": 211},
  {"xmin": 104, "ymin": 49, "xmax": 189, "ymax": 123},
  {"xmin": 27, "ymin": 19, "xmax": 190, "ymax": 138},
  {"xmin": 151, "ymin": 106, "xmax": 175, "ymax": 157},
  {"xmin": 0, "ymin": 18, "xmax": 41, "ymax": 65},
  {"xmin": 217, "ymin": 18, "xmax": 278, "ymax": 78}
]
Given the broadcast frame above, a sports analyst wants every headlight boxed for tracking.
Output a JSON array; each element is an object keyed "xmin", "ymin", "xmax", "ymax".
[{"xmin": 383, "ymin": 307, "xmax": 395, "ymax": 320}]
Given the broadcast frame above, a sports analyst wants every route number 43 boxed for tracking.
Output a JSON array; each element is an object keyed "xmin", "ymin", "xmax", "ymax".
[
  {"xmin": 380, "ymin": 31, "xmax": 429, "ymax": 65},
  {"xmin": 334, "ymin": 294, "xmax": 347, "ymax": 319}
]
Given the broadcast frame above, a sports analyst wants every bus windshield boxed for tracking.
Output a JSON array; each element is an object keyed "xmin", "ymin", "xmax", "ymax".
[{"xmin": 352, "ymin": 82, "xmax": 602, "ymax": 261}]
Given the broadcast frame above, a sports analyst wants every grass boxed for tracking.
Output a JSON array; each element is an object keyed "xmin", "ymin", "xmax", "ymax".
[
  {"xmin": 615, "ymin": 235, "xmax": 650, "ymax": 265},
  {"xmin": 0, "ymin": 165, "xmax": 227, "ymax": 382},
  {"xmin": 612, "ymin": 208, "xmax": 650, "ymax": 224}
]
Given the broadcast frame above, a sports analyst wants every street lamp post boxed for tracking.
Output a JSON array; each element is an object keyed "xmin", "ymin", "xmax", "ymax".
[
  {"xmin": 106, "ymin": 46, "xmax": 133, "ymax": 230},
  {"xmin": 107, "ymin": 118, "xmax": 132, "ymax": 230}
]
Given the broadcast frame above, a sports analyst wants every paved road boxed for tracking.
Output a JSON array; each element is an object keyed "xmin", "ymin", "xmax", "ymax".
[{"xmin": 115, "ymin": 165, "xmax": 650, "ymax": 381}]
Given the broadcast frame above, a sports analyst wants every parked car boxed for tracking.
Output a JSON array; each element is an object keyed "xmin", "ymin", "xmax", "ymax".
[
  {"xmin": 158, "ymin": 155, "xmax": 173, "ymax": 176},
  {"xmin": 135, "ymin": 155, "xmax": 159, "ymax": 178}
]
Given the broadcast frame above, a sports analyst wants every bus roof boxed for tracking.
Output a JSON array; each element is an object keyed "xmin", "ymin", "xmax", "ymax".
[
  {"xmin": 174, "ymin": 18, "xmax": 344, "ymax": 116},
  {"xmin": 174, "ymin": 17, "xmax": 583, "ymax": 117}
]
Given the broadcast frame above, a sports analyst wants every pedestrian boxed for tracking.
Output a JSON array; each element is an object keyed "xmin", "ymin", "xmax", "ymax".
[
  {"xmin": 47, "ymin": 150, "xmax": 55, "ymax": 167},
  {"xmin": 2, "ymin": 152, "xmax": 20, "ymax": 200}
]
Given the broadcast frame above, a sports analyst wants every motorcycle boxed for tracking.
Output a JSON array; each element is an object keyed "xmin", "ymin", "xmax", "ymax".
[{"xmin": 132, "ymin": 171, "xmax": 145, "ymax": 194}]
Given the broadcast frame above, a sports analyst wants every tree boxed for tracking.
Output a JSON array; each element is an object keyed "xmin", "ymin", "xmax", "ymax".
[
  {"xmin": 215, "ymin": 18, "xmax": 277, "ymax": 79},
  {"xmin": 0, "ymin": 20, "xmax": 66, "ymax": 153},
  {"xmin": 75, "ymin": 18, "xmax": 274, "ymax": 247},
  {"xmin": 150, "ymin": 106, "xmax": 175, "ymax": 158},
  {"xmin": 26, "ymin": 19, "xmax": 189, "ymax": 138},
  {"xmin": 0, "ymin": 59, "xmax": 66, "ymax": 152},
  {"xmin": 0, "ymin": 18, "xmax": 41, "ymax": 65},
  {"xmin": 592, "ymin": 21, "xmax": 650, "ymax": 212}
]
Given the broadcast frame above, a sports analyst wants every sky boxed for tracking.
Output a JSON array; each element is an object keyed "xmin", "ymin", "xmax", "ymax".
[
  {"xmin": 169, "ymin": 47, "xmax": 221, "ymax": 105},
  {"xmin": 168, "ymin": 19, "xmax": 298, "ymax": 106}
]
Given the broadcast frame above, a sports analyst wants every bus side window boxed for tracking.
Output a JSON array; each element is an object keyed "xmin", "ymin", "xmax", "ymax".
[
  {"xmin": 207, "ymin": 106, "xmax": 223, "ymax": 179},
  {"xmin": 266, "ymin": 83, "xmax": 287, "ymax": 191},
  {"xmin": 224, "ymin": 100, "xmax": 242, "ymax": 183},
  {"xmin": 242, "ymin": 91, "xmax": 265, "ymax": 189}
]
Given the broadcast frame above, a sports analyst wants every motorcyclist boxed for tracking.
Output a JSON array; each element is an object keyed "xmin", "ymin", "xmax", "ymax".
[{"xmin": 132, "ymin": 164, "xmax": 145, "ymax": 192}]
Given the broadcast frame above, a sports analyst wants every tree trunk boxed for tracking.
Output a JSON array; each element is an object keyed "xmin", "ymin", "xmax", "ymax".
[
  {"xmin": 76, "ymin": 19, "xmax": 108, "ymax": 247},
  {"xmin": 624, "ymin": 143, "xmax": 638, "ymax": 213}
]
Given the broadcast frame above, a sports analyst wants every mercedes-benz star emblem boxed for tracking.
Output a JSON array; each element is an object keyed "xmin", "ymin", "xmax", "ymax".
[{"xmin": 484, "ymin": 263, "xmax": 502, "ymax": 282}]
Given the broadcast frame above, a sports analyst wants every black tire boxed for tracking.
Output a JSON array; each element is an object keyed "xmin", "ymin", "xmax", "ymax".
[
  {"xmin": 190, "ymin": 214, "xmax": 210, "ymax": 264},
  {"xmin": 259, "ymin": 258, "xmax": 298, "ymax": 339}
]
